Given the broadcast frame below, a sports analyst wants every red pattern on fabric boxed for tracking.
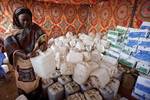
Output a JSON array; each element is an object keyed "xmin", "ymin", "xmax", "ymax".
[
  {"xmin": 0, "ymin": 0, "xmax": 150, "ymax": 38},
  {"xmin": 64, "ymin": 5, "xmax": 77, "ymax": 24}
]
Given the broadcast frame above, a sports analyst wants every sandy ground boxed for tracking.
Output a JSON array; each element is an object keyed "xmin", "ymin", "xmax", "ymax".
[{"xmin": 0, "ymin": 68, "xmax": 17, "ymax": 100}]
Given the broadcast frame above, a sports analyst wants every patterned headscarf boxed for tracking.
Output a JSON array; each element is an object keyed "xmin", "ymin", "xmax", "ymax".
[{"xmin": 13, "ymin": 7, "xmax": 32, "ymax": 29}]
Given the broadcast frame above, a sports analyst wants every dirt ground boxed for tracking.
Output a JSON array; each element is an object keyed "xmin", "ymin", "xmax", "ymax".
[{"xmin": 0, "ymin": 68, "xmax": 17, "ymax": 100}]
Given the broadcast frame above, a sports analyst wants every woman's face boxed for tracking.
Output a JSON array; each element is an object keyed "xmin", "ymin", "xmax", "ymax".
[{"xmin": 18, "ymin": 13, "xmax": 32, "ymax": 28}]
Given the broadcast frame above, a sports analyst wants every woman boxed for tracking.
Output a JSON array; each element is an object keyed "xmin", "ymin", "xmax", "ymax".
[{"xmin": 4, "ymin": 7, "xmax": 47, "ymax": 100}]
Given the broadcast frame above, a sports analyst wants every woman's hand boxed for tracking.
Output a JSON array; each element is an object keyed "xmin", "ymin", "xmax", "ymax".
[
  {"xmin": 15, "ymin": 51, "xmax": 28, "ymax": 60},
  {"xmin": 27, "ymin": 51, "xmax": 39, "ymax": 58},
  {"xmin": 39, "ymin": 42, "xmax": 47, "ymax": 52}
]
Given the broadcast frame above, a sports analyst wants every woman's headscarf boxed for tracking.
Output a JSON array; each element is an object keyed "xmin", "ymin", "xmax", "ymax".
[{"xmin": 13, "ymin": 7, "xmax": 32, "ymax": 29}]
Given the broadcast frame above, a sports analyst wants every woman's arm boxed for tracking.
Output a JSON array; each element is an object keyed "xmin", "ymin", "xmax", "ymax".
[
  {"xmin": 38, "ymin": 34, "xmax": 48, "ymax": 52},
  {"xmin": 14, "ymin": 51, "xmax": 28, "ymax": 60}
]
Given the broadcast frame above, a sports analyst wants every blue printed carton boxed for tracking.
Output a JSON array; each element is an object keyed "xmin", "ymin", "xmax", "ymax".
[{"xmin": 132, "ymin": 75, "xmax": 150, "ymax": 100}]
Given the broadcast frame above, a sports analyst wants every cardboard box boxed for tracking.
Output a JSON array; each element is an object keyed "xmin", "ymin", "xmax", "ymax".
[
  {"xmin": 105, "ymin": 49, "xmax": 120, "ymax": 59},
  {"xmin": 119, "ymin": 52, "xmax": 137, "ymax": 68},
  {"xmin": 140, "ymin": 21, "xmax": 150, "ymax": 30},
  {"xmin": 136, "ymin": 61, "xmax": 150, "ymax": 75},
  {"xmin": 132, "ymin": 75, "xmax": 150, "ymax": 100},
  {"xmin": 115, "ymin": 26, "xmax": 128, "ymax": 33}
]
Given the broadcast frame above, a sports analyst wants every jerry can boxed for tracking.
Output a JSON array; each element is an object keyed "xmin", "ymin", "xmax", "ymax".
[
  {"xmin": 65, "ymin": 81, "xmax": 80, "ymax": 97},
  {"xmin": 80, "ymin": 80, "xmax": 93, "ymax": 92},
  {"xmin": 48, "ymin": 82, "xmax": 64, "ymax": 100},
  {"xmin": 84, "ymin": 89, "xmax": 103, "ymax": 100},
  {"xmin": 42, "ymin": 78, "xmax": 54, "ymax": 98},
  {"xmin": 108, "ymin": 78, "xmax": 120, "ymax": 97},
  {"xmin": 50, "ymin": 70, "xmax": 61, "ymax": 82},
  {"xmin": 67, "ymin": 93, "xmax": 86, "ymax": 100},
  {"xmin": 42, "ymin": 78, "xmax": 54, "ymax": 90},
  {"xmin": 113, "ymin": 67, "xmax": 124, "ymax": 81},
  {"xmin": 99, "ymin": 86, "xmax": 114, "ymax": 100},
  {"xmin": 30, "ymin": 49, "xmax": 56, "ymax": 79},
  {"xmin": 58, "ymin": 75, "xmax": 72, "ymax": 85}
]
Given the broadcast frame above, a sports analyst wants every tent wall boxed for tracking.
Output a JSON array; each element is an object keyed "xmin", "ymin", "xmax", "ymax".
[{"xmin": 0, "ymin": 0, "xmax": 150, "ymax": 38}]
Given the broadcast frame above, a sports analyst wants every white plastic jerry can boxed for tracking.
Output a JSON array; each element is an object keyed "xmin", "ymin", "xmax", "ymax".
[
  {"xmin": 99, "ymin": 86, "xmax": 114, "ymax": 100},
  {"xmin": 48, "ymin": 82, "xmax": 64, "ymax": 100},
  {"xmin": 67, "ymin": 93, "xmax": 86, "ymax": 100},
  {"xmin": 65, "ymin": 81, "xmax": 80, "ymax": 97},
  {"xmin": 90, "ymin": 68, "xmax": 110, "ymax": 88},
  {"xmin": 84, "ymin": 89, "xmax": 103, "ymax": 100},
  {"xmin": 50, "ymin": 70, "xmax": 61, "ymax": 82},
  {"xmin": 58, "ymin": 75, "xmax": 72, "ymax": 85},
  {"xmin": 113, "ymin": 68, "xmax": 124, "ymax": 81},
  {"xmin": 42, "ymin": 78, "xmax": 54, "ymax": 89},
  {"xmin": 80, "ymin": 80, "xmax": 93, "ymax": 92},
  {"xmin": 60, "ymin": 62, "xmax": 75, "ymax": 75},
  {"xmin": 66, "ymin": 49, "xmax": 83, "ymax": 64},
  {"xmin": 108, "ymin": 78, "xmax": 120, "ymax": 97},
  {"xmin": 42, "ymin": 78, "xmax": 54, "ymax": 97},
  {"xmin": 73, "ymin": 61, "xmax": 99, "ymax": 85},
  {"xmin": 30, "ymin": 48, "xmax": 56, "ymax": 79}
]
